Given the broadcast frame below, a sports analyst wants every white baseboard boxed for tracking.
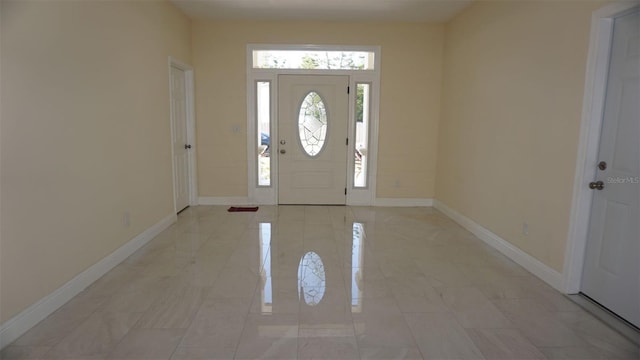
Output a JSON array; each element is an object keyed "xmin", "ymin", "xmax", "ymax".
[
  {"xmin": 198, "ymin": 197, "xmax": 432, "ymax": 207},
  {"xmin": 374, "ymin": 198, "xmax": 434, "ymax": 207},
  {"xmin": 198, "ymin": 196, "xmax": 251, "ymax": 206},
  {"xmin": 433, "ymin": 200, "xmax": 564, "ymax": 292},
  {"xmin": 0, "ymin": 213, "xmax": 177, "ymax": 350}
]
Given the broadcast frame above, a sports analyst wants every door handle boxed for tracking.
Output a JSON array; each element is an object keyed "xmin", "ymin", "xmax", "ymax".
[
  {"xmin": 589, "ymin": 181, "xmax": 604, "ymax": 190},
  {"xmin": 185, "ymin": 144, "xmax": 192, "ymax": 149}
]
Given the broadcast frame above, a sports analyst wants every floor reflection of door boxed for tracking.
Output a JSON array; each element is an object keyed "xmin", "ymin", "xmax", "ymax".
[
  {"xmin": 258, "ymin": 220, "xmax": 365, "ymax": 313},
  {"xmin": 298, "ymin": 252, "xmax": 326, "ymax": 306},
  {"xmin": 278, "ymin": 75, "xmax": 349, "ymax": 205}
]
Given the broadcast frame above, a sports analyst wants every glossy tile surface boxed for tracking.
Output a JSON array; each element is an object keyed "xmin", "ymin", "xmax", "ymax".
[{"xmin": 3, "ymin": 206, "xmax": 639, "ymax": 359}]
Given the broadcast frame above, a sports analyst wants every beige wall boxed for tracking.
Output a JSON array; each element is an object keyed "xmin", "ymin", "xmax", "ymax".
[
  {"xmin": 193, "ymin": 21, "xmax": 444, "ymax": 198},
  {"xmin": 436, "ymin": 1, "xmax": 606, "ymax": 272},
  {"xmin": 0, "ymin": 0, "xmax": 191, "ymax": 322}
]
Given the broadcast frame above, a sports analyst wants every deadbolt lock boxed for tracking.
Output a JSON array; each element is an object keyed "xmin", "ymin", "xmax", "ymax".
[{"xmin": 598, "ymin": 161, "xmax": 607, "ymax": 171}]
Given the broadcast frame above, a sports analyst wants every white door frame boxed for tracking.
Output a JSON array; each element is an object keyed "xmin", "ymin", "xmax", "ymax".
[
  {"xmin": 563, "ymin": 2, "xmax": 639, "ymax": 294},
  {"xmin": 168, "ymin": 57, "xmax": 198, "ymax": 213},
  {"xmin": 246, "ymin": 44, "xmax": 381, "ymax": 205}
]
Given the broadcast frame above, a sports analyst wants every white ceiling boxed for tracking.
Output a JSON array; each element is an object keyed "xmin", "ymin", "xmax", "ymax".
[{"xmin": 170, "ymin": 0, "xmax": 473, "ymax": 23}]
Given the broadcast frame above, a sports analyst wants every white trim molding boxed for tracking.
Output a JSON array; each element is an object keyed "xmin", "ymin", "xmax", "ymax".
[
  {"xmin": 198, "ymin": 196, "xmax": 252, "ymax": 206},
  {"xmin": 563, "ymin": 1, "xmax": 639, "ymax": 294},
  {"xmin": 373, "ymin": 198, "xmax": 434, "ymax": 207},
  {"xmin": 246, "ymin": 44, "xmax": 382, "ymax": 206},
  {"xmin": 434, "ymin": 200, "xmax": 564, "ymax": 291},
  {"xmin": 0, "ymin": 213, "xmax": 177, "ymax": 350}
]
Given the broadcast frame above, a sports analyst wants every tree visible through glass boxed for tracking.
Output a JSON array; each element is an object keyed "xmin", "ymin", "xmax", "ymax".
[{"xmin": 254, "ymin": 50, "xmax": 373, "ymax": 70}]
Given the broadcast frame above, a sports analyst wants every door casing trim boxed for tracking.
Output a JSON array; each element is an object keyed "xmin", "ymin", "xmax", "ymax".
[
  {"xmin": 564, "ymin": 2, "xmax": 639, "ymax": 294},
  {"xmin": 246, "ymin": 44, "xmax": 381, "ymax": 205}
]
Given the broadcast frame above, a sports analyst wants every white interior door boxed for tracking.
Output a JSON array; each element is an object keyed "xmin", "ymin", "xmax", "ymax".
[
  {"xmin": 581, "ymin": 10, "xmax": 639, "ymax": 328},
  {"xmin": 278, "ymin": 75, "xmax": 349, "ymax": 204},
  {"xmin": 170, "ymin": 65, "xmax": 190, "ymax": 213}
]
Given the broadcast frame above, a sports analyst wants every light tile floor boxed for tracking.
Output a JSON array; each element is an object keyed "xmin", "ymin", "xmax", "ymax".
[{"xmin": 2, "ymin": 206, "xmax": 639, "ymax": 360}]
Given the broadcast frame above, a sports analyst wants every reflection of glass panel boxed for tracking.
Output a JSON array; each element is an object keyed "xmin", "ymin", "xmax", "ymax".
[
  {"xmin": 298, "ymin": 252, "xmax": 326, "ymax": 306},
  {"xmin": 351, "ymin": 223, "xmax": 364, "ymax": 312},
  {"xmin": 354, "ymin": 84, "xmax": 370, "ymax": 188},
  {"xmin": 254, "ymin": 50, "xmax": 375, "ymax": 70},
  {"xmin": 257, "ymin": 82, "xmax": 271, "ymax": 186},
  {"xmin": 259, "ymin": 223, "xmax": 272, "ymax": 313},
  {"xmin": 298, "ymin": 92, "xmax": 328, "ymax": 157}
]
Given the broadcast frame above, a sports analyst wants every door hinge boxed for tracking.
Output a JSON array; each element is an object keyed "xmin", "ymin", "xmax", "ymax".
[
  {"xmin": 346, "ymin": 138, "xmax": 349, "ymax": 146},
  {"xmin": 345, "ymin": 188, "xmax": 347, "ymax": 195},
  {"xmin": 347, "ymin": 86, "xmax": 350, "ymax": 94}
]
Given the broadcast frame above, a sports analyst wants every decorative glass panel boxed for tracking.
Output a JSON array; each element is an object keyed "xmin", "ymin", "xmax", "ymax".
[
  {"xmin": 257, "ymin": 81, "xmax": 271, "ymax": 186},
  {"xmin": 298, "ymin": 92, "xmax": 328, "ymax": 157},
  {"xmin": 298, "ymin": 252, "xmax": 326, "ymax": 306},
  {"xmin": 354, "ymin": 83, "xmax": 370, "ymax": 187}
]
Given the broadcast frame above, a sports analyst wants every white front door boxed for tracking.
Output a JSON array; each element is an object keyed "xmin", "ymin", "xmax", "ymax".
[
  {"xmin": 278, "ymin": 75, "xmax": 349, "ymax": 204},
  {"xmin": 170, "ymin": 65, "xmax": 190, "ymax": 213},
  {"xmin": 581, "ymin": 10, "xmax": 639, "ymax": 328}
]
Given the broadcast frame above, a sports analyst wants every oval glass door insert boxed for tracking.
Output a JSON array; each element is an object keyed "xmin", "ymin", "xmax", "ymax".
[
  {"xmin": 298, "ymin": 91, "xmax": 328, "ymax": 156},
  {"xmin": 298, "ymin": 251, "xmax": 326, "ymax": 306}
]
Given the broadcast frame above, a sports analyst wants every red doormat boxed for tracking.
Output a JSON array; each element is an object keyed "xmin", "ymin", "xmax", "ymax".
[{"xmin": 227, "ymin": 206, "xmax": 259, "ymax": 212}]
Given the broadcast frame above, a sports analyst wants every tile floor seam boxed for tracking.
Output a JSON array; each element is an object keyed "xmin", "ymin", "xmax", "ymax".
[
  {"xmin": 231, "ymin": 226, "xmax": 262, "ymax": 360},
  {"xmin": 343, "ymin": 208, "xmax": 364, "ymax": 360},
  {"xmin": 388, "ymin": 276, "xmax": 428, "ymax": 360},
  {"xmin": 103, "ymin": 325, "xmax": 132, "ymax": 360},
  {"xmin": 398, "ymin": 313, "xmax": 428, "ymax": 360},
  {"xmin": 168, "ymin": 329, "xmax": 188, "ymax": 360},
  {"xmin": 227, "ymin": 310, "xmax": 249, "ymax": 360},
  {"xmin": 446, "ymin": 307, "xmax": 488, "ymax": 360},
  {"xmin": 35, "ymin": 294, "xmax": 109, "ymax": 359}
]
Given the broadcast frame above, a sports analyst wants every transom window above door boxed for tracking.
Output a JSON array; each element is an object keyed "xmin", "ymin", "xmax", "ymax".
[{"xmin": 252, "ymin": 49, "xmax": 375, "ymax": 70}]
